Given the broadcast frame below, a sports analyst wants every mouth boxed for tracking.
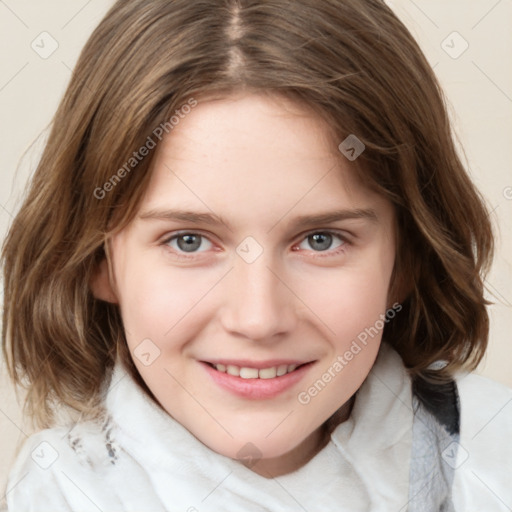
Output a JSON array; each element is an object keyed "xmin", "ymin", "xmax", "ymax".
[
  {"xmin": 204, "ymin": 361, "xmax": 309, "ymax": 379},
  {"xmin": 200, "ymin": 359, "xmax": 316, "ymax": 399}
]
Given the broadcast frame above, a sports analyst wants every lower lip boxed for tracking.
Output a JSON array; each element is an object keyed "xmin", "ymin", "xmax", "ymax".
[{"xmin": 201, "ymin": 362, "xmax": 314, "ymax": 400}]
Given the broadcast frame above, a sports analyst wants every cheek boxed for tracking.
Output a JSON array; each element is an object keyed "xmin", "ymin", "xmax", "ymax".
[
  {"xmin": 296, "ymin": 266, "xmax": 392, "ymax": 413},
  {"xmin": 117, "ymin": 259, "xmax": 221, "ymax": 352},
  {"xmin": 115, "ymin": 264, "xmax": 205, "ymax": 389},
  {"xmin": 118, "ymin": 272, "xmax": 168, "ymax": 338},
  {"xmin": 300, "ymin": 259, "xmax": 392, "ymax": 346}
]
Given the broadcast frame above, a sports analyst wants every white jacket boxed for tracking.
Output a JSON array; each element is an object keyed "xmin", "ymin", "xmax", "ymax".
[{"xmin": 4, "ymin": 343, "xmax": 512, "ymax": 511}]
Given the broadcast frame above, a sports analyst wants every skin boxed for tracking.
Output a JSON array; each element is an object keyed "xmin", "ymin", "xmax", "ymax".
[{"xmin": 92, "ymin": 93, "xmax": 397, "ymax": 477}]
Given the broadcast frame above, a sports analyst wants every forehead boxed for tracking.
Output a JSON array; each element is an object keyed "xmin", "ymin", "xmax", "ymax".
[
  {"xmin": 139, "ymin": 93, "xmax": 390, "ymax": 229},
  {"xmin": 161, "ymin": 93, "xmax": 339, "ymax": 169}
]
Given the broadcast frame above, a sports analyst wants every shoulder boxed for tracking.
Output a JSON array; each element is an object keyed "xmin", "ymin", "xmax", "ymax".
[
  {"xmin": 5, "ymin": 415, "xmax": 124, "ymax": 512},
  {"xmin": 457, "ymin": 370, "xmax": 512, "ymax": 399},
  {"xmin": 456, "ymin": 371, "xmax": 512, "ymax": 436},
  {"xmin": 452, "ymin": 372, "xmax": 512, "ymax": 511}
]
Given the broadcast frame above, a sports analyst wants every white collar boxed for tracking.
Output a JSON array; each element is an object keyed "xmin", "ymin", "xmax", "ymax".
[{"xmin": 104, "ymin": 343, "xmax": 412, "ymax": 510}]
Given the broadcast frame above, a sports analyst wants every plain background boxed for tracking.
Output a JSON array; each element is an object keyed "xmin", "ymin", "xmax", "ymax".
[{"xmin": 0, "ymin": 0, "xmax": 511, "ymax": 502}]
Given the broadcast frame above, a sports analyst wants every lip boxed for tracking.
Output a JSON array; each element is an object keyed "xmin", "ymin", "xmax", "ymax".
[{"xmin": 200, "ymin": 360, "xmax": 315, "ymax": 400}]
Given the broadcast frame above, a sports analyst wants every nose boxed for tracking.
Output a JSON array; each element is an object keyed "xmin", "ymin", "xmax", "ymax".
[{"xmin": 220, "ymin": 254, "xmax": 297, "ymax": 343}]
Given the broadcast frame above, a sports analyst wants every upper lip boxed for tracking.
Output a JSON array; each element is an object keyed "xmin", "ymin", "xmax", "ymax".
[{"xmin": 202, "ymin": 359, "xmax": 315, "ymax": 369}]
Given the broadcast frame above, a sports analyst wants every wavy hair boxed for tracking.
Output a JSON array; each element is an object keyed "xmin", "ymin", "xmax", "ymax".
[{"xmin": 2, "ymin": 0, "xmax": 493, "ymax": 428}]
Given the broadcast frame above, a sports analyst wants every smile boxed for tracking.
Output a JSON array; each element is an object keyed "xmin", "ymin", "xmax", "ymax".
[
  {"xmin": 209, "ymin": 363, "xmax": 300, "ymax": 379},
  {"xmin": 201, "ymin": 360, "xmax": 316, "ymax": 399}
]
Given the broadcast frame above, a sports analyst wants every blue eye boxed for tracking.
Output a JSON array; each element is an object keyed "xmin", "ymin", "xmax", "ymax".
[
  {"xmin": 298, "ymin": 232, "xmax": 346, "ymax": 252},
  {"xmin": 165, "ymin": 233, "xmax": 213, "ymax": 253}
]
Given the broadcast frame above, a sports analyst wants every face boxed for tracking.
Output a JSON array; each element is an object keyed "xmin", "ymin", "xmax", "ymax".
[{"xmin": 100, "ymin": 93, "xmax": 396, "ymax": 475}]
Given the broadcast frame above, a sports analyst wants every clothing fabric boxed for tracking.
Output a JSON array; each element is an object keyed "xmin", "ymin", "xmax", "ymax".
[{"xmin": 5, "ymin": 343, "xmax": 512, "ymax": 511}]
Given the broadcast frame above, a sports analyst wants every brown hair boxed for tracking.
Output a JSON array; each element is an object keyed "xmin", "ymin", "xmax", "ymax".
[{"xmin": 2, "ymin": 0, "xmax": 493, "ymax": 428}]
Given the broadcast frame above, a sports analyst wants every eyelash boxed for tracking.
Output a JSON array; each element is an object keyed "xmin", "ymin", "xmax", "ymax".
[{"xmin": 161, "ymin": 230, "xmax": 350, "ymax": 261}]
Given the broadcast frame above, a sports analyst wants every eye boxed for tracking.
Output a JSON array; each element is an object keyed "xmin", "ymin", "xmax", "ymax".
[
  {"xmin": 164, "ymin": 232, "xmax": 213, "ymax": 254},
  {"xmin": 296, "ymin": 231, "xmax": 346, "ymax": 254}
]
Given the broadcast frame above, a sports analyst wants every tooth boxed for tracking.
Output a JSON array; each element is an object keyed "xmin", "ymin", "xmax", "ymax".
[
  {"xmin": 215, "ymin": 364, "xmax": 226, "ymax": 372},
  {"xmin": 239, "ymin": 367, "xmax": 259, "ymax": 379},
  {"xmin": 277, "ymin": 364, "xmax": 288, "ymax": 376},
  {"xmin": 227, "ymin": 365, "xmax": 240, "ymax": 377},
  {"xmin": 287, "ymin": 364, "xmax": 297, "ymax": 373},
  {"xmin": 259, "ymin": 367, "xmax": 278, "ymax": 379}
]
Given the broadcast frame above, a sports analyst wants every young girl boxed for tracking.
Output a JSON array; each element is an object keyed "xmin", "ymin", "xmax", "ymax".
[{"xmin": 2, "ymin": 0, "xmax": 511, "ymax": 510}]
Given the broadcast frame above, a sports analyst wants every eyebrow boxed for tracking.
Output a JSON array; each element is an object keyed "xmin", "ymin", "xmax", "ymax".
[{"xmin": 138, "ymin": 208, "xmax": 378, "ymax": 230}]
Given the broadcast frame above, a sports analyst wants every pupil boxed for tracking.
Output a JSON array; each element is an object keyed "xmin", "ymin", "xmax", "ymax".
[
  {"xmin": 309, "ymin": 233, "xmax": 332, "ymax": 251},
  {"xmin": 177, "ymin": 234, "xmax": 201, "ymax": 252}
]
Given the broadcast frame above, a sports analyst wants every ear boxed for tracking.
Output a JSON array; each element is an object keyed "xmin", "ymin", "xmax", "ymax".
[{"xmin": 90, "ymin": 257, "xmax": 119, "ymax": 304}]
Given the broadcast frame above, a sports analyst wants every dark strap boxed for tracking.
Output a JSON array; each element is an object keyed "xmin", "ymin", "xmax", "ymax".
[
  {"xmin": 412, "ymin": 379, "xmax": 460, "ymax": 436},
  {"xmin": 407, "ymin": 377, "xmax": 461, "ymax": 511}
]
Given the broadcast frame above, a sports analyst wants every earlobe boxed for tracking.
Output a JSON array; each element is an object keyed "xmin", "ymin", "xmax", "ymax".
[{"xmin": 90, "ymin": 257, "xmax": 118, "ymax": 304}]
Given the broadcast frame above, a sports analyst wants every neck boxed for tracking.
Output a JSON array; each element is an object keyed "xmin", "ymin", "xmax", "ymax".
[{"xmin": 249, "ymin": 395, "xmax": 355, "ymax": 478}]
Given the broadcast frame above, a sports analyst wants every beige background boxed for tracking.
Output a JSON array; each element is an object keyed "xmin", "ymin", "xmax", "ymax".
[{"xmin": 1, "ymin": 0, "xmax": 511, "ymax": 502}]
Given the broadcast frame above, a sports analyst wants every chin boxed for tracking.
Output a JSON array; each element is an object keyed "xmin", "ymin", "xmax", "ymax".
[
  {"xmin": 206, "ymin": 430, "xmax": 308, "ymax": 464},
  {"xmin": 214, "ymin": 422, "xmax": 318, "ymax": 465}
]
